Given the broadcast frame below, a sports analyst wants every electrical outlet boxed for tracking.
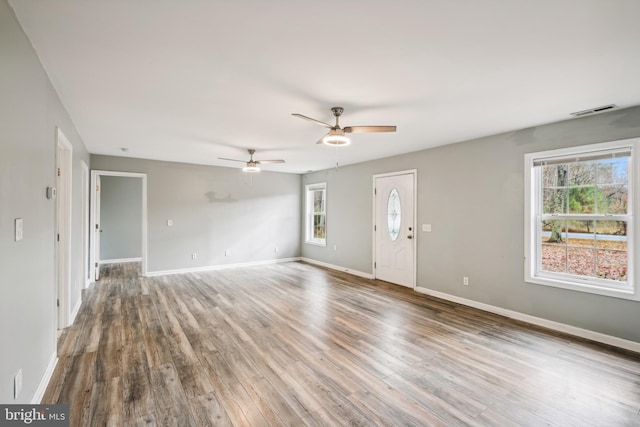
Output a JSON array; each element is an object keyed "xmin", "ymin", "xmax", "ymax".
[
  {"xmin": 14, "ymin": 369, "xmax": 22, "ymax": 399},
  {"xmin": 225, "ymin": 249, "xmax": 229, "ymax": 256},
  {"xmin": 333, "ymin": 245, "xmax": 337, "ymax": 251},
  {"xmin": 274, "ymin": 246, "xmax": 278, "ymax": 253},
  {"xmin": 167, "ymin": 219, "xmax": 173, "ymax": 226},
  {"xmin": 191, "ymin": 252, "xmax": 197, "ymax": 260},
  {"xmin": 463, "ymin": 277, "xmax": 469, "ymax": 286}
]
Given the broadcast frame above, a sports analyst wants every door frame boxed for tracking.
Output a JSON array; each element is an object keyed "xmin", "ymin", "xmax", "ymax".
[
  {"xmin": 90, "ymin": 170, "xmax": 148, "ymax": 282},
  {"xmin": 81, "ymin": 161, "xmax": 90, "ymax": 288},
  {"xmin": 372, "ymin": 169, "xmax": 417, "ymax": 288},
  {"xmin": 56, "ymin": 128, "xmax": 73, "ymax": 329}
]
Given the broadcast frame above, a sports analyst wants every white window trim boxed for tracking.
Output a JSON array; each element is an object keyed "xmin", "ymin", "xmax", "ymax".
[
  {"xmin": 524, "ymin": 138, "xmax": 640, "ymax": 301},
  {"xmin": 305, "ymin": 182, "xmax": 327, "ymax": 246}
]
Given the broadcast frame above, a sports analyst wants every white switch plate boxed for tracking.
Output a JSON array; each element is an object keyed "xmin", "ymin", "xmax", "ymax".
[
  {"xmin": 167, "ymin": 219, "xmax": 173, "ymax": 226},
  {"xmin": 422, "ymin": 224, "xmax": 432, "ymax": 232},
  {"xmin": 15, "ymin": 218, "xmax": 23, "ymax": 241}
]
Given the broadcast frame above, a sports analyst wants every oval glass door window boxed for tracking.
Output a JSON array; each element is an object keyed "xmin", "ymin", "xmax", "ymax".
[{"xmin": 387, "ymin": 188, "xmax": 401, "ymax": 241}]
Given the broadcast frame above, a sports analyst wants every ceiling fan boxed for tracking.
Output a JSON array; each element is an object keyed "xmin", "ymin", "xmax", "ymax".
[
  {"xmin": 292, "ymin": 106, "xmax": 397, "ymax": 146},
  {"xmin": 218, "ymin": 149, "xmax": 284, "ymax": 172}
]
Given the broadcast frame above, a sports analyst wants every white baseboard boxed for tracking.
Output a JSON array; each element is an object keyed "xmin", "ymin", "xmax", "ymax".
[
  {"xmin": 300, "ymin": 257, "xmax": 374, "ymax": 279},
  {"xmin": 99, "ymin": 257, "xmax": 142, "ymax": 265},
  {"xmin": 416, "ymin": 286, "xmax": 640, "ymax": 354},
  {"xmin": 146, "ymin": 257, "xmax": 301, "ymax": 277},
  {"xmin": 31, "ymin": 352, "xmax": 57, "ymax": 404},
  {"xmin": 69, "ymin": 297, "xmax": 82, "ymax": 325}
]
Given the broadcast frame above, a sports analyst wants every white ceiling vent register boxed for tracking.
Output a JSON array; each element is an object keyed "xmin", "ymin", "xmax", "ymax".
[{"xmin": 570, "ymin": 104, "xmax": 617, "ymax": 117}]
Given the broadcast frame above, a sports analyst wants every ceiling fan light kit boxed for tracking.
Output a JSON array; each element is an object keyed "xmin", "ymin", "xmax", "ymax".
[
  {"xmin": 242, "ymin": 163, "xmax": 260, "ymax": 173},
  {"xmin": 322, "ymin": 135, "xmax": 351, "ymax": 146},
  {"xmin": 322, "ymin": 129, "xmax": 351, "ymax": 146}
]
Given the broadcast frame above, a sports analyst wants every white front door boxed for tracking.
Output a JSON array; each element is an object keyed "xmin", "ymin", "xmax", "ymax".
[{"xmin": 374, "ymin": 172, "xmax": 416, "ymax": 288}]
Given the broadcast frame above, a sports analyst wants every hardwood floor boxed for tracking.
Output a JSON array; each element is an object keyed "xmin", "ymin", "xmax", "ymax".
[{"xmin": 43, "ymin": 261, "xmax": 640, "ymax": 426}]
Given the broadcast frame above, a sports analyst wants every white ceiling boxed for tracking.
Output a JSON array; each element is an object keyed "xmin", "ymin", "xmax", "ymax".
[{"xmin": 9, "ymin": 0, "xmax": 640, "ymax": 173}]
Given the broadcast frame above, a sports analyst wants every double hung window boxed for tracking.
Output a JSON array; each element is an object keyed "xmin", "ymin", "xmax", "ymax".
[
  {"xmin": 305, "ymin": 183, "xmax": 327, "ymax": 246},
  {"xmin": 525, "ymin": 139, "xmax": 637, "ymax": 299}
]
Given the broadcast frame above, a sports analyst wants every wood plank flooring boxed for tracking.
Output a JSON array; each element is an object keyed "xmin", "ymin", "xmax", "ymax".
[{"xmin": 43, "ymin": 261, "xmax": 640, "ymax": 426}]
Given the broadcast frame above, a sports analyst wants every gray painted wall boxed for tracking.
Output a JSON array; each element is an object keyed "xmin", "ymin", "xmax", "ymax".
[
  {"xmin": 303, "ymin": 106, "xmax": 640, "ymax": 343},
  {"xmin": 0, "ymin": 0, "xmax": 90, "ymax": 403},
  {"xmin": 99, "ymin": 176, "xmax": 142, "ymax": 260},
  {"xmin": 91, "ymin": 156, "xmax": 301, "ymax": 273}
]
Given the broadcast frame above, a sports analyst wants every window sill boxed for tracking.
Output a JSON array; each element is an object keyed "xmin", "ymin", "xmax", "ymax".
[
  {"xmin": 305, "ymin": 240, "xmax": 326, "ymax": 247},
  {"xmin": 526, "ymin": 274, "xmax": 638, "ymax": 301}
]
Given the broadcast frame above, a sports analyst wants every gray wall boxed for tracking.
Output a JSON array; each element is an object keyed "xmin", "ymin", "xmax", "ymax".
[
  {"xmin": 91, "ymin": 156, "xmax": 301, "ymax": 273},
  {"xmin": 0, "ymin": 0, "xmax": 90, "ymax": 403},
  {"xmin": 99, "ymin": 176, "xmax": 142, "ymax": 260},
  {"xmin": 303, "ymin": 106, "xmax": 640, "ymax": 343}
]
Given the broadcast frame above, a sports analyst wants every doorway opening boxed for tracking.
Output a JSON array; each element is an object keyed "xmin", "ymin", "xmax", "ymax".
[{"xmin": 90, "ymin": 170, "xmax": 147, "ymax": 282}]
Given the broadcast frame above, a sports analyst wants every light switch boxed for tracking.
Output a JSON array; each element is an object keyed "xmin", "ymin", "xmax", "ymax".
[
  {"xmin": 167, "ymin": 219, "xmax": 173, "ymax": 226},
  {"xmin": 422, "ymin": 224, "xmax": 432, "ymax": 232},
  {"xmin": 15, "ymin": 218, "xmax": 23, "ymax": 241}
]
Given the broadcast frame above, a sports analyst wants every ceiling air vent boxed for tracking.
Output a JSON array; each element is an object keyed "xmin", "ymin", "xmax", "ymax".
[{"xmin": 570, "ymin": 104, "xmax": 617, "ymax": 117}]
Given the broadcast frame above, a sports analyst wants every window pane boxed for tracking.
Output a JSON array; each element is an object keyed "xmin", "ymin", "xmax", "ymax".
[
  {"xmin": 567, "ymin": 220, "xmax": 595, "ymax": 247},
  {"xmin": 541, "ymin": 219, "xmax": 567, "ymax": 273},
  {"xmin": 541, "ymin": 244, "xmax": 566, "ymax": 273},
  {"xmin": 542, "ymin": 164, "xmax": 568, "ymax": 187},
  {"xmin": 541, "ymin": 219, "xmax": 566, "ymax": 243},
  {"xmin": 596, "ymin": 185, "xmax": 628, "ymax": 214},
  {"xmin": 595, "ymin": 221, "xmax": 627, "ymax": 250},
  {"xmin": 387, "ymin": 188, "xmax": 401, "ymax": 241},
  {"xmin": 595, "ymin": 220, "xmax": 627, "ymax": 281},
  {"xmin": 568, "ymin": 187, "xmax": 595, "ymax": 214},
  {"xmin": 597, "ymin": 157, "xmax": 628, "ymax": 185},
  {"xmin": 543, "ymin": 188, "xmax": 567, "ymax": 214},
  {"xmin": 567, "ymin": 247, "xmax": 595, "ymax": 277},
  {"xmin": 313, "ymin": 214, "xmax": 325, "ymax": 239},
  {"xmin": 313, "ymin": 190, "xmax": 325, "ymax": 213},
  {"xmin": 596, "ymin": 249, "xmax": 627, "ymax": 281},
  {"xmin": 568, "ymin": 161, "xmax": 595, "ymax": 186}
]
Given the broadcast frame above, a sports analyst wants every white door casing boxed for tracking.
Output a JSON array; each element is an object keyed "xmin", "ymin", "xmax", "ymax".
[
  {"xmin": 81, "ymin": 161, "xmax": 90, "ymax": 288},
  {"xmin": 93, "ymin": 174, "xmax": 101, "ymax": 281},
  {"xmin": 374, "ymin": 171, "xmax": 416, "ymax": 288},
  {"xmin": 55, "ymin": 128, "xmax": 73, "ymax": 329}
]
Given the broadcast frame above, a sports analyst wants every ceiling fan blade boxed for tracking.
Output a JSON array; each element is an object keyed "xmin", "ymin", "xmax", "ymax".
[
  {"xmin": 255, "ymin": 160, "xmax": 285, "ymax": 164},
  {"xmin": 343, "ymin": 125, "xmax": 397, "ymax": 133},
  {"xmin": 218, "ymin": 157, "xmax": 246, "ymax": 163},
  {"xmin": 292, "ymin": 113, "xmax": 332, "ymax": 128}
]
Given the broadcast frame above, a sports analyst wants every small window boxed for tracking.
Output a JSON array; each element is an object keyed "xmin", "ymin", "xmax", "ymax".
[
  {"xmin": 305, "ymin": 183, "xmax": 326, "ymax": 246},
  {"xmin": 387, "ymin": 188, "xmax": 401, "ymax": 241},
  {"xmin": 525, "ymin": 139, "xmax": 638, "ymax": 299}
]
